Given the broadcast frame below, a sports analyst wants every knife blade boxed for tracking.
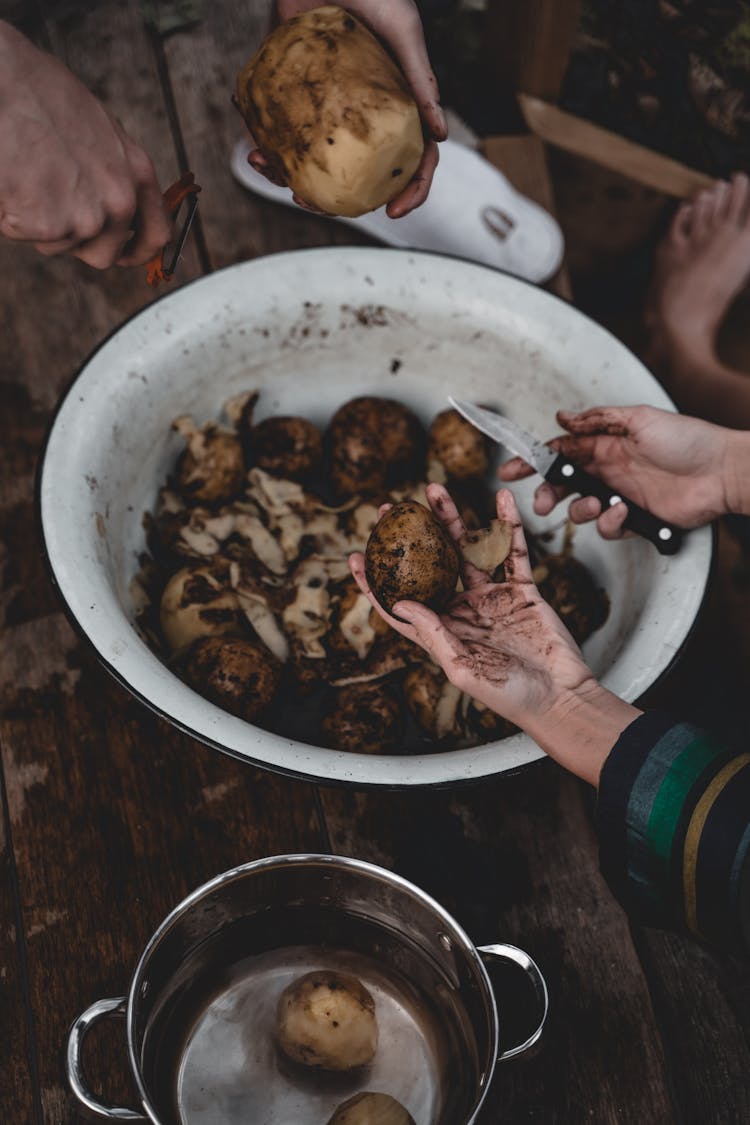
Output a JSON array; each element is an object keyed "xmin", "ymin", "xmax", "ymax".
[{"xmin": 448, "ymin": 398, "xmax": 684, "ymax": 556}]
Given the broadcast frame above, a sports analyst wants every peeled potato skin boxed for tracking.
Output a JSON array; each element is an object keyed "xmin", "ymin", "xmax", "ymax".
[
  {"xmin": 236, "ymin": 7, "xmax": 424, "ymax": 217},
  {"xmin": 327, "ymin": 1091, "xmax": 416, "ymax": 1125},
  {"xmin": 365, "ymin": 500, "xmax": 460, "ymax": 614},
  {"xmin": 159, "ymin": 565, "xmax": 241, "ymax": 652},
  {"xmin": 276, "ymin": 970, "xmax": 378, "ymax": 1070}
]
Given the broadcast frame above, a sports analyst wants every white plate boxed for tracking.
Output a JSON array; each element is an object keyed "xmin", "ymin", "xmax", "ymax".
[{"xmin": 40, "ymin": 248, "xmax": 713, "ymax": 786}]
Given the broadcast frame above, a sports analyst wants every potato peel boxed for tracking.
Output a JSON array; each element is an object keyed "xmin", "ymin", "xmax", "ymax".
[{"xmin": 458, "ymin": 519, "xmax": 512, "ymax": 573}]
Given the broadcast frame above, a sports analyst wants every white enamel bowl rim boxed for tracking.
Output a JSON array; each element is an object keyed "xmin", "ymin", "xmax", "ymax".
[{"xmin": 39, "ymin": 247, "xmax": 713, "ymax": 788}]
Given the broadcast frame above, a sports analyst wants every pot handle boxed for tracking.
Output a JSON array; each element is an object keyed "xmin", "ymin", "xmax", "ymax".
[
  {"xmin": 66, "ymin": 996, "xmax": 147, "ymax": 1121},
  {"xmin": 477, "ymin": 943, "xmax": 549, "ymax": 1062}
]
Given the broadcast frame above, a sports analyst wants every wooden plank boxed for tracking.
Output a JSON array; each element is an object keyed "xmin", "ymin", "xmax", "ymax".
[
  {"xmin": 480, "ymin": 133, "xmax": 573, "ymax": 300},
  {"xmin": 633, "ymin": 928, "xmax": 750, "ymax": 1124},
  {"xmin": 485, "ymin": 0, "xmax": 580, "ymax": 102},
  {"xmin": 520, "ymin": 94, "xmax": 715, "ymax": 199},
  {"xmin": 319, "ymin": 767, "xmax": 676, "ymax": 1122},
  {"xmin": 0, "ymin": 767, "xmax": 36, "ymax": 1125},
  {"xmin": 1, "ymin": 12, "xmax": 64, "ymax": 1122},
  {"xmin": 0, "ymin": 4, "xmax": 326, "ymax": 1122},
  {"xmin": 0, "ymin": 648, "xmax": 325, "ymax": 1120}
]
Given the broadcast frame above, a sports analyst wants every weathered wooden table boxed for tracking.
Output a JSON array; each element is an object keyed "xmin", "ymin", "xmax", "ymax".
[{"xmin": 3, "ymin": 3, "xmax": 750, "ymax": 1122}]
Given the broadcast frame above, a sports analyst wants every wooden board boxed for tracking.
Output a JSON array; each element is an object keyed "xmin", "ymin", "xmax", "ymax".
[
  {"xmin": 485, "ymin": 0, "xmax": 581, "ymax": 102},
  {"xmin": 3, "ymin": 2, "xmax": 750, "ymax": 1122},
  {"xmin": 520, "ymin": 94, "xmax": 715, "ymax": 199},
  {"xmin": 0, "ymin": 5, "xmax": 325, "ymax": 1122},
  {"xmin": 0, "ymin": 772, "xmax": 34, "ymax": 1122}
]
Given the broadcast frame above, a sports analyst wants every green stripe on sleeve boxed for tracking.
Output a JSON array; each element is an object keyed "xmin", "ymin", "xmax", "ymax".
[{"xmin": 646, "ymin": 736, "xmax": 726, "ymax": 897}]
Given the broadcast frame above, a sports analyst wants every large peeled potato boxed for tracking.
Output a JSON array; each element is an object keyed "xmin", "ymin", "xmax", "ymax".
[
  {"xmin": 276, "ymin": 970, "xmax": 378, "ymax": 1070},
  {"xmin": 236, "ymin": 7, "xmax": 424, "ymax": 217}
]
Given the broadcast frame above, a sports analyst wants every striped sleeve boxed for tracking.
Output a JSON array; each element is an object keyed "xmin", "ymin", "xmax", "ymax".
[{"xmin": 597, "ymin": 711, "xmax": 750, "ymax": 955}]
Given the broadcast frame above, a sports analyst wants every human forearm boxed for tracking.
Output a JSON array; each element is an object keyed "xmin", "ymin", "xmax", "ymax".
[
  {"xmin": 0, "ymin": 22, "xmax": 168, "ymax": 267},
  {"xmin": 521, "ymin": 680, "xmax": 642, "ymax": 788},
  {"xmin": 597, "ymin": 710, "xmax": 750, "ymax": 955},
  {"xmin": 722, "ymin": 428, "xmax": 750, "ymax": 516}
]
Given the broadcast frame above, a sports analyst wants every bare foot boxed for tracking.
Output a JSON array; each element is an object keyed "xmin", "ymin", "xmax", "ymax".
[{"xmin": 643, "ymin": 173, "xmax": 750, "ymax": 422}]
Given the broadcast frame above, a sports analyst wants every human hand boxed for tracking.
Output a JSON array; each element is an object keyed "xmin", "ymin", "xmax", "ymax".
[
  {"xmin": 248, "ymin": 0, "xmax": 446, "ymax": 217},
  {"xmin": 0, "ymin": 22, "xmax": 171, "ymax": 269},
  {"xmin": 350, "ymin": 482, "xmax": 641, "ymax": 785},
  {"xmin": 350, "ymin": 484, "xmax": 594, "ymax": 731},
  {"xmin": 498, "ymin": 405, "xmax": 736, "ymax": 539}
]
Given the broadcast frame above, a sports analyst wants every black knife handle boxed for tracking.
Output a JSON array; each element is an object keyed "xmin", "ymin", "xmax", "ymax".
[{"xmin": 546, "ymin": 453, "xmax": 684, "ymax": 556}]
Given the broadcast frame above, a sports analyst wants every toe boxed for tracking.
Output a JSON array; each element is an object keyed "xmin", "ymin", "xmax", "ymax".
[
  {"xmin": 712, "ymin": 179, "xmax": 731, "ymax": 222},
  {"xmin": 671, "ymin": 200, "xmax": 693, "ymax": 245},
  {"xmin": 728, "ymin": 172, "xmax": 750, "ymax": 226},
  {"xmin": 691, "ymin": 188, "xmax": 715, "ymax": 241}
]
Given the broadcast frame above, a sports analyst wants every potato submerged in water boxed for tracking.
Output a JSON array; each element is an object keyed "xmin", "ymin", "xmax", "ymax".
[
  {"xmin": 236, "ymin": 7, "xmax": 424, "ymax": 217},
  {"xmin": 365, "ymin": 500, "xmax": 459, "ymax": 614},
  {"xmin": 328, "ymin": 1092, "xmax": 416, "ymax": 1125},
  {"xmin": 277, "ymin": 970, "xmax": 378, "ymax": 1070}
]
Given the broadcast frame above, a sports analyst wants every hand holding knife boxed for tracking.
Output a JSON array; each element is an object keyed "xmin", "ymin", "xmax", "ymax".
[{"xmin": 448, "ymin": 398, "xmax": 684, "ymax": 556}]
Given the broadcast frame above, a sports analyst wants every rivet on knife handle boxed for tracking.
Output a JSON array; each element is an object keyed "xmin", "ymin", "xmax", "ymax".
[{"xmin": 546, "ymin": 454, "xmax": 684, "ymax": 556}]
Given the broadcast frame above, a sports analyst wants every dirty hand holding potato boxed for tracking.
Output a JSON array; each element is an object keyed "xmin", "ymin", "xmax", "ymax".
[
  {"xmin": 248, "ymin": 0, "xmax": 445, "ymax": 217},
  {"xmin": 350, "ymin": 484, "xmax": 639, "ymax": 786},
  {"xmin": 0, "ymin": 21, "xmax": 170, "ymax": 268},
  {"xmin": 499, "ymin": 405, "xmax": 745, "ymax": 540}
]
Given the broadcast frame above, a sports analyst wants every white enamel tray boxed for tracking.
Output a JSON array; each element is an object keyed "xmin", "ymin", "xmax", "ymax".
[{"xmin": 39, "ymin": 248, "xmax": 712, "ymax": 786}]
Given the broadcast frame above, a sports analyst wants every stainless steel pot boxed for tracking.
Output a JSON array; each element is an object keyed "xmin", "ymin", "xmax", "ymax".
[{"xmin": 66, "ymin": 855, "xmax": 547, "ymax": 1124}]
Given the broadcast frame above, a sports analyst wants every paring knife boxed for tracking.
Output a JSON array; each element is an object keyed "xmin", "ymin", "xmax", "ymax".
[{"xmin": 448, "ymin": 398, "xmax": 683, "ymax": 556}]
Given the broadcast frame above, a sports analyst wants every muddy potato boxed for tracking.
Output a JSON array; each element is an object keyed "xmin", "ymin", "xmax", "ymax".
[
  {"xmin": 403, "ymin": 663, "xmax": 463, "ymax": 741},
  {"xmin": 321, "ymin": 683, "xmax": 403, "ymax": 754},
  {"xmin": 159, "ymin": 564, "xmax": 242, "ymax": 652},
  {"xmin": 236, "ymin": 7, "xmax": 423, "ymax": 217},
  {"xmin": 428, "ymin": 408, "xmax": 491, "ymax": 481},
  {"xmin": 225, "ymin": 391, "xmax": 322, "ymax": 481},
  {"xmin": 249, "ymin": 415, "xmax": 323, "ymax": 481},
  {"xmin": 328, "ymin": 1092, "xmax": 416, "ymax": 1125},
  {"xmin": 365, "ymin": 500, "xmax": 459, "ymax": 614},
  {"xmin": 172, "ymin": 417, "xmax": 245, "ymax": 504},
  {"xmin": 467, "ymin": 698, "xmax": 517, "ymax": 741},
  {"xmin": 533, "ymin": 553, "xmax": 610, "ymax": 645},
  {"xmin": 326, "ymin": 396, "xmax": 426, "ymax": 499},
  {"xmin": 276, "ymin": 970, "xmax": 378, "ymax": 1070},
  {"xmin": 182, "ymin": 635, "xmax": 281, "ymax": 721}
]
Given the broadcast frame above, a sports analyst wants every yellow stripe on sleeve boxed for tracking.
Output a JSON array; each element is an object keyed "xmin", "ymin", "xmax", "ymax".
[{"xmin": 684, "ymin": 754, "xmax": 750, "ymax": 935}]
